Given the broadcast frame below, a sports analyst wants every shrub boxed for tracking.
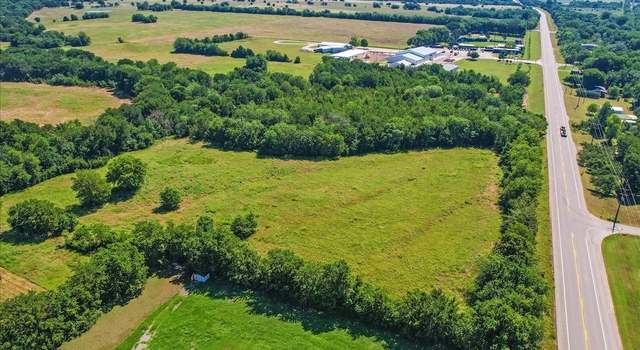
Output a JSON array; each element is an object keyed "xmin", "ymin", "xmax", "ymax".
[
  {"xmin": 159, "ymin": 186, "xmax": 181, "ymax": 211},
  {"xmin": 294, "ymin": 56, "xmax": 301, "ymax": 64},
  {"xmin": 7, "ymin": 199, "xmax": 77, "ymax": 240},
  {"xmin": 72, "ymin": 170, "xmax": 111, "ymax": 208},
  {"xmin": 64, "ymin": 223, "xmax": 125, "ymax": 253},
  {"xmin": 106, "ymin": 155, "xmax": 147, "ymax": 191},
  {"xmin": 231, "ymin": 212, "xmax": 257, "ymax": 239}
]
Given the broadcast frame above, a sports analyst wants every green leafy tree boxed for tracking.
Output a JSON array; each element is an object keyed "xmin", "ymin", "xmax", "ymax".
[
  {"xmin": 231, "ymin": 211, "xmax": 257, "ymax": 239},
  {"xmin": 508, "ymin": 69, "xmax": 530, "ymax": 87},
  {"xmin": 64, "ymin": 223, "xmax": 124, "ymax": 253},
  {"xmin": 245, "ymin": 54, "xmax": 267, "ymax": 72},
  {"xmin": 159, "ymin": 186, "xmax": 181, "ymax": 211},
  {"xmin": 106, "ymin": 155, "xmax": 146, "ymax": 191},
  {"xmin": 582, "ymin": 68, "xmax": 605, "ymax": 89},
  {"xmin": 360, "ymin": 38, "xmax": 368, "ymax": 47},
  {"xmin": 587, "ymin": 103, "xmax": 599, "ymax": 115},
  {"xmin": 294, "ymin": 56, "xmax": 301, "ymax": 64},
  {"xmin": 72, "ymin": 170, "xmax": 111, "ymax": 208},
  {"xmin": 8, "ymin": 199, "xmax": 77, "ymax": 240}
]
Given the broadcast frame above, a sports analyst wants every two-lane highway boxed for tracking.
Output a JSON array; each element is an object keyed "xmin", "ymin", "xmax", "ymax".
[{"xmin": 536, "ymin": 9, "xmax": 640, "ymax": 350}]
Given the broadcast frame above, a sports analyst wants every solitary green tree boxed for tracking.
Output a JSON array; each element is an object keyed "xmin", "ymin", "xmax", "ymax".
[
  {"xmin": 106, "ymin": 155, "xmax": 147, "ymax": 192},
  {"xmin": 231, "ymin": 212, "xmax": 257, "ymax": 239},
  {"xmin": 8, "ymin": 199, "xmax": 77, "ymax": 240},
  {"xmin": 72, "ymin": 170, "xmax": 111, "ymax": 208},
  {"xmin": 159, "ymin": 186, "xmax": 181, "ymax": 211}
]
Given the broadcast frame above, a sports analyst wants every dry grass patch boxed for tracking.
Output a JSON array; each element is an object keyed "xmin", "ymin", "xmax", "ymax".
[
  {"xmin": 0, "ymin": 82, "xmax": 126, "ymax": 125},
  {"xmin": 0, "ymin": 266, "xmax": 43, "ymax": 301}
]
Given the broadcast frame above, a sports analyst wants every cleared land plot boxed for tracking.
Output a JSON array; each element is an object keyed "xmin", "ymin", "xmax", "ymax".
[
  {"xmin": 0, "ymin": 82, "xmax": 126, "ymax": 125},
  {"xmin": 457, "ymin": 59, "xmax": 544, "ymax": 114},
  {"xmin": 31, "ymin": 6, "xmax": 430, "ymax": 76},
  {"xmin": 0, "ymin": 266, "xmax": 43, "ymax": 301},
  {"xmin": 523, "ymin": 30, "xmax": 541, "ymax": 61},
  {"xmin": 60, "ymin": 276, "xmax": 184, "ymax": 350},
  {"xmin": 558, "ymin": 68, "xmax": 640, "ymax": 226},
  {"xmin": 602, "ymin": 234, "xmax": 640, "ymax": 350},
  {"xmin": 1, "ymin": 139, "xmax": 501, "ymax": 297},
  {"xmin": 0, "ymin": 234, "xmax": 83, "ymax": 290},
  {"xmin": 116, "ymin": 280, "xmax": 423, "ymax": 350}
]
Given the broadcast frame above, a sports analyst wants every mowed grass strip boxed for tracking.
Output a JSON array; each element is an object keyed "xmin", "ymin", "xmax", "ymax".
[
  {"xmin": 116, "ymin": 280, "xmax": 423, "ymax": 350},
  {"xmin": 1, "ymin": 139, "xmax": 501, "ymax": 297},
  {"xmin": 523, "ymin": 30, "xmax": 541, "ymax": 61},
  {"xmin": 31, "ymin": 6, "xmax": 429, "ymax": 77},
  {"xmin": 602, "ymin": 234, "xmax": 640, "ymax": 350},
  {"xmin": 0, "ymin": 82, "xmax": 126, "ymax": 125},
  {"xmin": 60, "ymin": 276, "xmax": 184, "ymax": 350}
]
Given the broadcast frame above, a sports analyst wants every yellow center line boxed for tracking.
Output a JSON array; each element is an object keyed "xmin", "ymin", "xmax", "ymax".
[{"xmin": 571, "ymin": 232, "xmax": 590, "ymax": 350}]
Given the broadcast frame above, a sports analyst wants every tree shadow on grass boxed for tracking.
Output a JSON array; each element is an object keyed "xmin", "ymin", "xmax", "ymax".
[
  {"xmin": 186, "ymin": 278, "xmax": 430, "ymax": 350},
  {"xmin": 109, "ymin": 188, "xmax": 136, "ymax": 204}
]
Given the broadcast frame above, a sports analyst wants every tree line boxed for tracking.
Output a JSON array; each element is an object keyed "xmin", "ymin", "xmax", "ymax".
[
  {"xmin": 173, "ymin": 32, "xmax": 249, "ymax": 56},
  {"xmin": 169, "ymin": 0, "xmax": 538, "ymax": 37},
  {"xmin": 136, "ymin": 1, "xmax": 173, "ymax": 11},
  {"xmin": 131, "ymin": 13, "xmax": 157, "ymax": 23}
]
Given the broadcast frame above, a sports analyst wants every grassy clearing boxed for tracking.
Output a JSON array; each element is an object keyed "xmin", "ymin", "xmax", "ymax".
[
  {"xmin": 116, "ymin": 279, "xmax": 423, "ymax": 350},
  {"xmin": 0, "ymin": 82, "xmax": 126, "ymax": 125},
  {"xmin": 558, "ymin": 68, "xmax": 640, "ymax": 226},
  {"xmin": 60, "ymin": 276, "xmax": 183, "ymax": 350},
  {"xmin": 456, "ymin": 60, "xmax": 544, "ymax": 115},
  {"xmin": 31, "ymin": 6, "xmax": 427, "ymax": 77},
  {"xmin": 602, "ymin": 234, "xmax": 640, "ymax": 350},
  {"xmin": 1, "ymin": 139, "xmax": 501, "ymax": 297},
  {"xmin": 0, "ymin": 233, "xmax": 83, "ymax": 290},
  {"xmin": 0, "ymin": 266, "xmax": 43, "ymax": 301},
  {"xmin": 457, "ymin": 59, "xmax": 519, "ymax": 84},
  {"xmin": 523, "ymin": 30, "xmax": 541, "ymax": 61}
]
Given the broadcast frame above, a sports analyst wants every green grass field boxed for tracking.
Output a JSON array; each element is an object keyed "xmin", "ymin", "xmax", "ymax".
[
  {"xmin": 456, "ymin": 59, "xmax": 544, "ymax": 114},
  {"xmin": 61, "ymin": 276, "xmax": 183, "ymax": 350},
  {"xmin": 116, "ymin": 280, "xmax": 422, "ymax": 350},
  {"xmin": 523, "ymin": 30, "xmax": 541, "ymax": 61},
  {"xmin": 1, "ymin": 139, "xmax": 501, "ymax": 297},
  {"xmin": 0, "ymin": 82, "xmax": 126, "ymax": 125},
  {"xmin": 31, "ymin": 6, "xmax": 428, "ymax": 77},
  {"xmin": 602, "ymin": 234, "xmax": 640, "ymax": 350}
]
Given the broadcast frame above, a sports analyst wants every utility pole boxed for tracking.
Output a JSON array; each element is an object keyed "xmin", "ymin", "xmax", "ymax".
[{"xmin": 612, "ymin": 200, "xmax": 621, "ymax": 233}]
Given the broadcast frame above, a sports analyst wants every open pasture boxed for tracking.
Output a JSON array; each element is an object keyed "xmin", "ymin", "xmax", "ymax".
[
  {"xmin": 31, "ymin": 6, "xmax": 430, "ymax": 76},
  {"xmin": 1, "ymin": 138, "xmax": 501, "ymax": 297},
  {"xmin": 603, "ymin": 235, "xmax": 640, "ymax": 350},
  {"xmin": 116, "ymin": 280, "xmax": 423, "ymax": 350},
  {"xmin": 0, "ymin": 82, "xmax": 126, "ymax": 125}
]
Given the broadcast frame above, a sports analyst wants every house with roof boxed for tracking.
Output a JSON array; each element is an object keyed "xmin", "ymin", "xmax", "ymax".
[
  {"xmin": 314, "ymin": 42, "xmax": 352, "ymax": 53},
  {"xmin": 387, "ymin": 46, "xmax": 442, "ymax": 68},
  {"xmin": 332, "ymin": 48, "xmax": 367, "ymax": 60}
]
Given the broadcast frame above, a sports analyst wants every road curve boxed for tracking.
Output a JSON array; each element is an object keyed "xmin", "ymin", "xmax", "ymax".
[{"xmin": 536, "ymin": 9, "xmax": 640, "ymax": 350}]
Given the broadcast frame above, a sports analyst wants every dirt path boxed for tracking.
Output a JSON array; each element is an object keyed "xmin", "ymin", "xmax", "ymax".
[{"xmin": 60, "ymin": 276, "xmax": 185, "ymax": 350}]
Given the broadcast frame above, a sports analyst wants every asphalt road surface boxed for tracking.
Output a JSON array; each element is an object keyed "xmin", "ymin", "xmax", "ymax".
[{"xmin": 536, "ymin": 9, "xmax": 640, "ymax": 350}]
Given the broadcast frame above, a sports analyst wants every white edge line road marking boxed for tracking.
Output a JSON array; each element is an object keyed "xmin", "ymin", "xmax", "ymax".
[
  {"xmin": 585, "ymin": 233, "xmax": 609, "ymax": 350},
  {"xmin": 549, "ymin": 132, "xmax": 572, "ymax": 350}
]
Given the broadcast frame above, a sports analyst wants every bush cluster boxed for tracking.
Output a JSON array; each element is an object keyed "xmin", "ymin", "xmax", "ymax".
[
  {"xmin": 0, "ymin": 242, "xmax": 147, "ymax": 349},
  {"xmin": 82, "ymin": 11, "xmax": 109, "ymax": 20},
  {"xmin": 7, "ymin": 199, "xmax": 77, "ymax": 240},
  {"xmin": 173, "ymin": 32, "xmax": 249, "ymax": 57},
  {"xmin": 131, "ymin": 13, "xmax": 157, "ymax": 23}
]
